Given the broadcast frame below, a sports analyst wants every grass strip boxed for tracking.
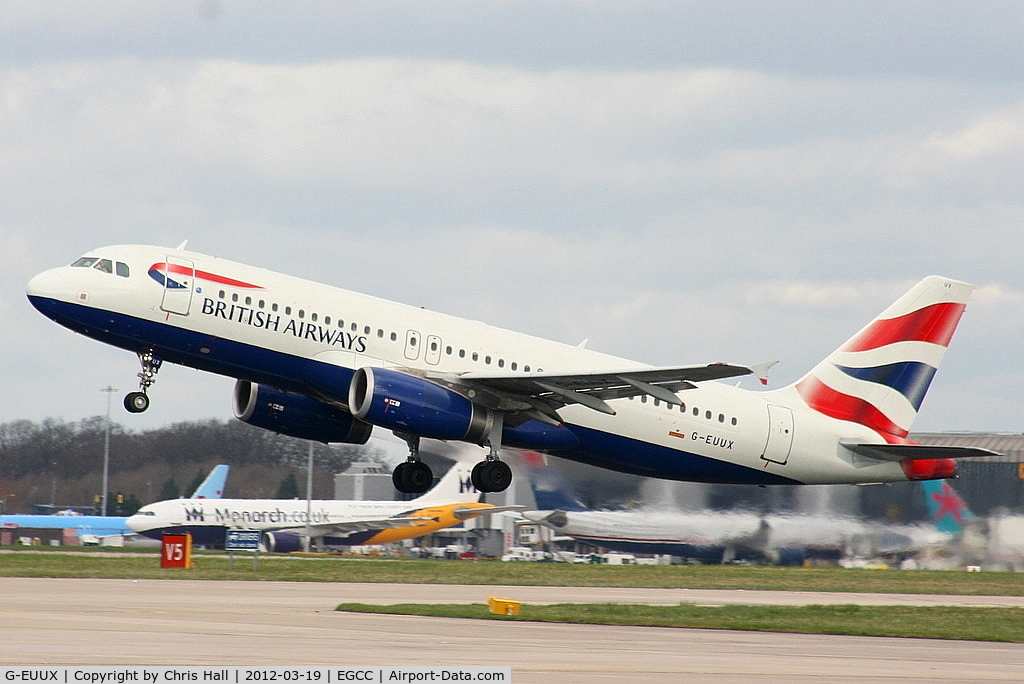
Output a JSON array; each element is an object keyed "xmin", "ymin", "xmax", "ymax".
[
  {"xmin": 335, "ymin": 601, "xmax": 1024, "ymax": 642},
  {"xmin": 2, "ymin": 551, "xmax": 1024, "ymax": 596}
]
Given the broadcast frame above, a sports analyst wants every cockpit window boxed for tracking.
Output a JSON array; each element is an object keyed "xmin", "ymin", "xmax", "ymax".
[{"xmin": 70, "ymin": 256, "xmax": 129, "ymax": 277}]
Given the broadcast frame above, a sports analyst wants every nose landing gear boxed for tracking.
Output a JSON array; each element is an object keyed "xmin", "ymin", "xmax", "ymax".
[{"xmin": 123, "ymin": 350, "xmax": 162, "ymax": 414}]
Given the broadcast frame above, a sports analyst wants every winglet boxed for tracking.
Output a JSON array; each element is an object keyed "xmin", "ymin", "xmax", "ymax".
[{"xmin": 750, "ymin": 361, "xmax": 778, "ymax": 386}]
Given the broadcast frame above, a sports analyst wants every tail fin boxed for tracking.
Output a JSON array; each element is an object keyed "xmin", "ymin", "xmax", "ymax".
[
  {"xmin": 521, "ymin": 451, "xmax": 588, "ymax": 511},
  {"xmin": 793, "ymin": 276, "xmax": 973, "ymax": 441},
  {"xmin": 190, "ymin": 464, "xmax": 229, "ymax": 499},
  {"xmin": 921, "ymin": 480, "xmax": 974, "ymax": 534}
]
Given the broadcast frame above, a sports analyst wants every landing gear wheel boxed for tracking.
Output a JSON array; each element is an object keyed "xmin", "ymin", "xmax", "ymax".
[
  {"xmin": 471, "ymin": 460, "xmax": 512, "ymax": 493},
  {"xmin": 393, "ymin": 461, "xmax": 434, "ymax": 494},
  {"xmin": 124, "ymin": 391, "xmax": 150, "ymax": 414},
  {"xmin": 404, "ymin": 461, "xmax": 433, "ymax": 493}
]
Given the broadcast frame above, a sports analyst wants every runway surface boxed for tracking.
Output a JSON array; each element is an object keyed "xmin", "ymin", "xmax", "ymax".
[{"xmin": 1, "ymin": 577, "xmax": 1022, "ymax": 682}]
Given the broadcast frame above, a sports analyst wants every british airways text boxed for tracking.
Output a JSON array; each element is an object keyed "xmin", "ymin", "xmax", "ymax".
[{"xmin": 200, "ymin": 298, "xmax": 367, "ymax": 351}]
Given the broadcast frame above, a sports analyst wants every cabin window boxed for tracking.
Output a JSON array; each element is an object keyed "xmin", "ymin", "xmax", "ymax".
[
  {"xmin": 390, "ymin": 332, "xmax": 398, "ymax": 341},
  {"xmin": 459, "ymin": 349, "xmax": 466, "ymax": 358},
  {"xmin": 298, "ymin": 310, "xmax": 305, "ymax": 319},
  {"xmin": 311, "ymin": 312, "xmax": 318, "ymax": 323},
  {"xmin": 485, "ymin": 355, "xmax": 492, "ymax": 365},
  {"xmin": 364, "ymin": 326, "xmax": 371, "ymax": 335},
  {"xmin": 705, "ymin": 410, "xmax": 712, "ymax": 420},
  {"xmin": 377, "ymin": 329, "xmax": 384, "ymax": 338},
  {"xmin": 731, "ymin": 417, "xmax": 738, "ymax": 426},
  {"xmin": 259, "ymin": 300, "xmax": 266, "ymax": 310},
  {"xmin": 245, "ymin": 296, "xmax": 253, "ymax": 306},
  {"xmin": 718, "ymin": 414, "xmax": 725, "ymax": 423},
  {"xmin": 232, "ymin": 293, "xmax": 239, "ymax": 303},
  {"xmin": 472, "ymin": 352, "xmax": 479, "ymax": 361},
  {"xmin": 511, "ymin": 362, "xmax": 518, "ymax": 371},
  {"xmin": 524, "ymin": 365, "xmax": 531, "ymax": 372},
  {"xmin": 324, "ymin": 315, "xmax": 331, "ymax": 325},
  {"xmin": 285, "ymin": 306, "xmax": 292, "ymax": 315},
  {"xmin": 498, "ymin": 359, "xmax": 505, "ymax": 368},
  {"xmin": 272, "ymin": 303, "xmax": 279, "ymax": 312}
]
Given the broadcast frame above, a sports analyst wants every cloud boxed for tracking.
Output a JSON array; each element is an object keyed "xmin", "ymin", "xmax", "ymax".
[{"xmin": 2, "ymin": 6, "xmax": 1023, "ymax": 433}]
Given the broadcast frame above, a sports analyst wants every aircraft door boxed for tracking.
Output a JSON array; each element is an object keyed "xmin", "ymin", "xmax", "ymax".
[
  {"xmin": 160, "ymin": 257, "xmax": 194, "ymax": 316},
  {"xmin": 404, "ymin": 330, "xmax": 421, "ymax": 361},
  {"xmin": 425, "ymin": 335, "xmax": 442, "ymax": 365},
  {"xmin": 761, "ymin": 404, "xmax": 794, "ymax": 465}
]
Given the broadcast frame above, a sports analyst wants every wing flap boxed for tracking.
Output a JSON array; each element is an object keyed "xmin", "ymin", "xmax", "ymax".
[{"xmin": 436, "ymin": 362, "xmax": 773, "ymax": 418}]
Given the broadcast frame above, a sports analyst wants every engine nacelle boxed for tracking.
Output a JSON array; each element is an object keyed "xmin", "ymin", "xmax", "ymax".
[
  {"xmin": 233, "ymin": 380, "xmax": 372, "ymax": 444},
  {"xmin": 261, "ymin": 531, "xmax": 302, "ymax": 553},
  {"xmin": 348, "ymin": 367, "xmax": 492, "ymax": 442}
]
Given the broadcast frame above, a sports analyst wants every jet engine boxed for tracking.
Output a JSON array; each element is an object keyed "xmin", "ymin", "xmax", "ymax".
[
  {"xmin": 347, "ymin": 367, "xmax": 494, "ymax": 443},
  {"xmin": 261, "ymin": 531, "xmax": 302, "ymax": 553},
  {"xmin": 233, "ymin": 380, "xmax": 373, "ymax": 444}
]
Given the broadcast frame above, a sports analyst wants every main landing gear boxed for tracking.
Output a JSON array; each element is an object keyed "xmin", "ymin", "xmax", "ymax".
[
  {"xmin": 392, "ymin": 434, "xmax": 435, "ymax": 494},
  {"xmin": 123, "ymin": 350, "xmax": 162, "ymax": 414},
  {"xmin": 392, "ymin": 417, "xmax": 513, "ymax": 495}
]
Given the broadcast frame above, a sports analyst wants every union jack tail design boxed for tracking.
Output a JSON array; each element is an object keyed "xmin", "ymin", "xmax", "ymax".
[{"xmin": 794, "ymin": 276, "xmax": 974, "ymax": 442}]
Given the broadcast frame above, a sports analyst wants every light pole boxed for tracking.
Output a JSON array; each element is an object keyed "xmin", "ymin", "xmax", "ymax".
[
  {"xmin": 304, "ymin": 441, "xmax": 314, "ymax": 552},
  {"xmin": 99, "ymin": 386, "xmax": 117, "ymax": 516}
]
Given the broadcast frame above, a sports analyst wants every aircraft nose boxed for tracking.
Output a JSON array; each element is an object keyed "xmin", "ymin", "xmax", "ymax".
[{"xmin": 26, "ymin": 267, "xmax": 70, "ymax": 303}]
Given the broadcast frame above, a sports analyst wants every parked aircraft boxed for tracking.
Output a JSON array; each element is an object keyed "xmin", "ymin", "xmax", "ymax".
[
  {"xmin": 521, "ymin": 458, "xmax": 962, "ymax": 564},
  {"xmin": 126, "ymin": 457, "xmax": 522, "ymax": 551},
  {"xmin": 0, "ymin": 465, "xmax": 229, "ymax": 544},
  {"xmin": 919, "ymin": 479, "xmax": 1024, "ymax": 571},
  {"xmin": 27, "ymin": 244, "xmax": 995, "ymax": 494}
]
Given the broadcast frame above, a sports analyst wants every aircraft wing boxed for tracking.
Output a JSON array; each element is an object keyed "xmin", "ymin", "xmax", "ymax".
[
  {"xmin": 274, "ymin": 505, "xmax": 523, "ymax": 536},
  {"xmin": 841, "ymin": 443, "xmax": 1001, "ymax": 461},
  {"xmin": 452, "ymin": 504, "xmax": 525, "ymax": 521},
  {"xmin": 433, "ymin": 361, "xmax": 776, "ymax": 423},
  {"xmin": 275, "ymin": 516, "xmax": 434, "ymax": 537}
]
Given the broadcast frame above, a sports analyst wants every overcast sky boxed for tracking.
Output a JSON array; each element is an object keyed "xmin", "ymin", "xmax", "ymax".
[{"xmin": 3, "ymin": 2, "xmax": 1024, "ymax": 447}]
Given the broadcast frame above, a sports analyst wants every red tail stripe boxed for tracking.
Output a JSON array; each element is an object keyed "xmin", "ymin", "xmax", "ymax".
[
  {"xmin": 795, "ymin": 376, "xmax": 907, "ymax": 439},
  {"xmin": 841, "ymin": 302, "xmax": 966, "ymax": 352}
]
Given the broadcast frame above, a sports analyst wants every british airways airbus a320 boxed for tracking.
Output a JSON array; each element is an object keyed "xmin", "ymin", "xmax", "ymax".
[{"xmin": 26, "ymin": 243, "xmax": 995, "ymax": 493}]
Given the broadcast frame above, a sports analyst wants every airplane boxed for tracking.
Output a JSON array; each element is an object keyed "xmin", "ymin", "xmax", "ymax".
[
  {"xmin": 520, "ymin": 457, "xmax": 966, "ymax": 564},
  {"xmin": 1, "ymin": 464, "xmax": 230, "ymax": 544},
  {"xmin": 26, "ymin": 244, "xmax": 997, "ymax": 494},
  {"xmin": 125, "ymin": 456, "xmax": 523, "ymax": 551},
  {"xmin": 918, "ymin": 479, "xmax": 1024, "ymax": 571}
]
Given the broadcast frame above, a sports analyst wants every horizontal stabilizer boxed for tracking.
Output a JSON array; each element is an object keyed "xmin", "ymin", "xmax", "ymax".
[{"xmin": 841, "ymin": 442, "xmax": 1001, "ymax": 462}]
